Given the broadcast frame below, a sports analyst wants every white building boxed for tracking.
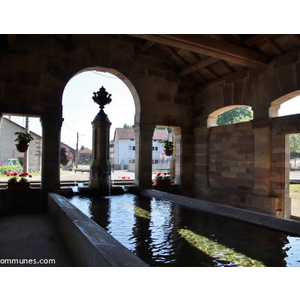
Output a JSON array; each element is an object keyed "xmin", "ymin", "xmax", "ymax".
[
  {"xmin": 0, "ymin": 117, "xmax": 42, "ymax": 171},
  {"xmin": 113, "ymin": 128, "xmax": 171, "ymax": 170}
]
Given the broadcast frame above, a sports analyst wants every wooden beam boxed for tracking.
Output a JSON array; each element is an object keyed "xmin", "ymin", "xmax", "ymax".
[
  {"xmin": 178, "ymin": 57, "xmax": 218, "ymax": 77},
  {"xmin": 130, "ymin": 34, "xmax": 268, "ymax": 68},
  {"xmin": 266, "ymin": 38, "xmax": 283, "ymax": 55}
]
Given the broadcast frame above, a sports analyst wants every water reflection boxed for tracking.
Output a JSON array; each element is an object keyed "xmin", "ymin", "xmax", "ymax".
[
  {"xmin": 67, "ymin": 193, "xmax": 300, "ymax": 267},
  {"xmin": 69, "ymin": 196, "xmax": 93, "ymax": 218}
]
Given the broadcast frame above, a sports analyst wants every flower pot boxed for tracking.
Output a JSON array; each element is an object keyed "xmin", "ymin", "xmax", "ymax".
[
  {"xmin": 153, "ymin": 179, "xmax": 171, "ymax": 186},
  {"xmin": 8, "ymin": 182, "xmax": 30, "ymax": 189},
  {"xmin": 164, "ymin": 149, "xmax": 173, "ymax": 156},
  {"xmin": 16, "ymin": 143, "xmax": 29, "ymax": 152}
]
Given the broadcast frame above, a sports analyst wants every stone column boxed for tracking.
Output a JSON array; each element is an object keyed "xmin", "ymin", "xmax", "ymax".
[
  {"xmin": 89, "ymin": 111, "xmax": 111, "ymax": 194},
  {"xmin": 40, "ymin": 116, "xmax": 63, "ymax": 192},
  {"xmin": 173, "ymin": 127, "xmax": 182, "ymax": 185},
  {"xmin": 174, "ymin": 127, "xmax": 194, "ymax": 196},
  {"xmin": 134, "ymin": 124, "xmax": 155, "ymax": 188},
  {"xmin": 252, "ymin": 119, "xmax": 271, "ymax": 196}
]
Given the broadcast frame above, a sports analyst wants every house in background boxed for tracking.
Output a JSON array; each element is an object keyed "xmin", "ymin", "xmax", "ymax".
[
  {"xmin": 0, "ymin": 117, "xmax": 42, "ymax": 171},
  {"xmin": 113, "ymin": 128, "xmax": 170, "ymax": 170},
  {"xmin": 79, "ymin": 147, "xmax": 92, "ymax": 164}
]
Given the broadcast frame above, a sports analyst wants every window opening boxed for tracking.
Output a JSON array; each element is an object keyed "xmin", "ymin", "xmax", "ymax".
[{"xmin": 0, "ymin": 115, "xmax": 42, "ymax": 185}]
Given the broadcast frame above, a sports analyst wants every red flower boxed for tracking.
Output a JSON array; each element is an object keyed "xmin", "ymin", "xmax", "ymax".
[
  {"xmin": 6, "ymin": 174, "xmax": 10, "ymax": 176},
  {"xmin": 29, "ymin": 175, "xmax": 32, "ymax": 178},
  {"xmin": 157, "ymin": 172, "xmax": 162, "ymax": 176},
  {"xmin": 24, "ymin": 172, "xmax": 28, "ymax": 176}
]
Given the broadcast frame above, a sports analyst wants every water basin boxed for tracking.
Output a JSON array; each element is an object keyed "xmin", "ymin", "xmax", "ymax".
[{"xmin": 68, "ymin": 193, "xmax": 300, "ymax": 267}]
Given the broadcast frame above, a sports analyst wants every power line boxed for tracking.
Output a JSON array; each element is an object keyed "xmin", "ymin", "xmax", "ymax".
[{"xmin": 62, "ymin": 121, "xmax": 77, "ymax": 134}]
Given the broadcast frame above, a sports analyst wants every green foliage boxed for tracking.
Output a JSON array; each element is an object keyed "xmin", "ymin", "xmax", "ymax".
[
  {"xmin": 217, "ymin": 107, "xmax": 253, "ymax": 126},
  {"xmin": 161, "ymin": 139, "xmax": 174, "ymax": 150},
  {"xmin": 0, "ymin": 165, "xmax": 20, "ymax": 175},
  {"xmin": 123, "ymin": 123, "xmax": 133, "ymax": 128},
  {"xmin": 14, "ymin": 131, "xmax": 34, "ymax": 144},
  {"xmin": 290, "ymin": 134, "xmax": 300, "ymax": 154}
]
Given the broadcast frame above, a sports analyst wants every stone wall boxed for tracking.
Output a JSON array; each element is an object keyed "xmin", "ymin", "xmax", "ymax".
[
  {"xmin": 192, "ymin": 50, "xmax": 300, "ymax": 216},
  {"xmin": 208, "ymin": 122, "xmax": 254, "ymax": 192}
]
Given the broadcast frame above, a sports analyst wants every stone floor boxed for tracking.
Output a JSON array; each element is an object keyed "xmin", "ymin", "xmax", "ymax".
[{"xmin": 0, "ymin": 214, "xmax": 74, "ymax": 267}]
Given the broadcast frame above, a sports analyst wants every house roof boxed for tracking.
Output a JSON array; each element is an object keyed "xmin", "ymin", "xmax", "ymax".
[
  {"xmin": 3, "ymin": 117, "xmax": 42, "ymax": 139},
  {"xmin": 79, "ymin": 147, "xmax": 92, "ymax": 154},
  {"xmin": 114, "ymin": 128, "xmax": 169, "ymax": 141}
]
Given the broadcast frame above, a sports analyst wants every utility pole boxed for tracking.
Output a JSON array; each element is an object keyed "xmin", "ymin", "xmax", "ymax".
[
  {"xmin": 75, "ymin": 132, "xmax": 79, "ymax": 168},
  {"xmin": 23, "ymin": 117, "xmax": 29, "ymax": 173}
]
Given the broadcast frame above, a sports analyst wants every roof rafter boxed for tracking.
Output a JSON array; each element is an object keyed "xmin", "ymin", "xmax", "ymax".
[{"xmin": 130, "ymin": 34, "xmax": 268, "ymax": 68}]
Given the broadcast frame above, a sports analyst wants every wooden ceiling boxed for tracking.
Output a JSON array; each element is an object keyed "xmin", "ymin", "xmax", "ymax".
[{"xmin": 129, "ymin": 34, "xmax": 300, "ymax": 88}]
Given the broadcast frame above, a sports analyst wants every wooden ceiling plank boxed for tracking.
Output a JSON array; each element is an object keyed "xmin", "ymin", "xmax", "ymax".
[
  {"xmin": 203, "ymin": 66, "xmax": 219, "ymax": 79},
  {"xmin": 266, "ymin": 38, "xmax": 283, "ymax": 55},
  {"xmin": 290, "ymin": 34, "xmax": 300, "ymax": 45},
  {"xmin": 178, "ymin": 57, "xmax": 218, "ymax": 77},
  {"xmin": 130, "ymin": 34, "xmax": 268, "ymax": 68},
  {"xmin": 243, "ymin": 34, "xmax": 279, "ymax": 47},
  {"xmin": 141, "ymin": 41, "xmax": 156, "ymax": 52},
  {"xmin": 163, "ymin": 45, "xmax": 188, "ymax": 66}
]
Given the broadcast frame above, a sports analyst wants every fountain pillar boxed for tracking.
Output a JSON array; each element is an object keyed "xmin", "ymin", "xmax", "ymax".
[{"xmin": 89, "ymin": 86, "xmax": 112, "ymax": 195}]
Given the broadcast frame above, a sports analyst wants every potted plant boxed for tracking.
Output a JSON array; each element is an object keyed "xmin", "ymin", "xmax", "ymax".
[
  {"xmin": 15, "ymin": 131, "xmax": 34, "ymax": 152},
  {"xmin": 161, "ymin": 139, "xmax": 174, "ymax": 156},
  {"xmin": 153, "ymin": 172, "xmax": 171, "ymax": 186},
  {"xmin": 7, "ymin": 172, "xmax": 32, "ymax": 189}
]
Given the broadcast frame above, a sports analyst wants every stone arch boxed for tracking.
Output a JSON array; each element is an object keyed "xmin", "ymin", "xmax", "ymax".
[
  {"xmin": 66, "ymin": 66, "xmax": 141, "ymax": 123},
  {"xmin": 61, "ymin": 66, "xmax": 142, "ymax": 188},
  {"xmin": 207, "ymin": 105, "xmax": 252, "ymax": 128},
  {"xmin": 269, "ymin": 90, "xmax": 300, "ymax": 118}
]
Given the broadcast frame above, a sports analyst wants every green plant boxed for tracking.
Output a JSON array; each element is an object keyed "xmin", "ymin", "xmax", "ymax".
[
  {"xmin": 19, "ymin": 176, "xmax": 28, "ymax": 183},
  {"xmin": 14, "ymin": 132, "xmax": 34, "ymax": 144},
  {"xmin": 7, "ymin": 175, "xmax": 18, "ymax": 183},
  {"xmin": 155, "ymin": 172, "xmax": 171, "ymax": 180},
  {"xmin": 161, "ymin": 139, "xmax": 174, "ymax": 150},
  {"xmin": 6, "ymin": 172, "xmax": 32, "ymax": 183}
]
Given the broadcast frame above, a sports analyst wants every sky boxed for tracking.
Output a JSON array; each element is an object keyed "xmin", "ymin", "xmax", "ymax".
[
  {"xmin": 4, "ymin": 71, "xmax": 135, "ymax": 150},
  {"xmin": 4, "ymin": 75, "xmax": 300, "ymax": 150}
]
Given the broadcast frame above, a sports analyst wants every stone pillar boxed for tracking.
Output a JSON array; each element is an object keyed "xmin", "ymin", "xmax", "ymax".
[
  {"xmin": 252, "ymin": 119, "xmax": 271, "ymax": 196},
  {"xmin": 173, "ymin": 127, "xmax": 182, "ymax": 185},
  {"xmin": 173, "ymin": 127, "xmax": 194, "ymax": 196},
  {"xmin": 134, "ymin": 124, "xmax": 155, "ymax": 188},
  {"xmin": 40, "ymin": 116, "xmax": 63, "ymax": 192},
  {"xmin": 89, "ymin": 111, "xmax": 111, "ymax": 194}
]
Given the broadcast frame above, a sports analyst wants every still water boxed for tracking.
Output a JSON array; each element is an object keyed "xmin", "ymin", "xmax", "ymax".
[{"xmin": 68, "ymin": 193, "xmax": 300, "ymax": 267}]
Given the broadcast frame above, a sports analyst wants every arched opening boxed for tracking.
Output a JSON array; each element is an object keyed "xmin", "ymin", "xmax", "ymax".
[
  {"xmin": 269, "ymin": 91, "xmax": 300, "ymax": 118},
  {"xmin": 61, "ymin": 68, "xmax": 138, "ymax": 186},
  {"xmin": 272, "ymin": 94, "xmax": 300, "ymax": 220},
  {"xmin": 207, "ymin": 105, "xmax": 253, "ymax": 128}
]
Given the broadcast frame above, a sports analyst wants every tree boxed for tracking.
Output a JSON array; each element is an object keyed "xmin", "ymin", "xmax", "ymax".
[
  {"xmin": 217, "ymin": 107, "xmax": 253, "ymax": 126},
  {"xmin": 290, "ymin": 134, "xmax": 300, "ymax": 167},
  {"xmin": 61, "ymin": 144, "xmax": 73, "ymax": 166},
  {"xmin": 123, "ymin": 123, "xmax": 133, "ymax": 128}
]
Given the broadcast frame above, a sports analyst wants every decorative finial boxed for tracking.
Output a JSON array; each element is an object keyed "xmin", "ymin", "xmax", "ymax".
[{"xmin": 92, "ymin": 86, "xmax": 112, "ymax": 114}]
